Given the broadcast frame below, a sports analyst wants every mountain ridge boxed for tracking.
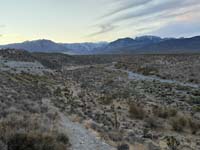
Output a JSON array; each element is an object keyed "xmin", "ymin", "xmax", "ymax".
[
  {"xmin": 0, "ymin": 35, "xmax": 200, "ymax": 54},
  {"xmin": 94, "ymin": 35, "xmax": 200, "ymax": 54}
]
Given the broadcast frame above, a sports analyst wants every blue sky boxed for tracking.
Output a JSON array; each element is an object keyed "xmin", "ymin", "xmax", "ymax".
[{"xmin": 0, "ymin": 0, "xmax": 200, "ymax": 44}]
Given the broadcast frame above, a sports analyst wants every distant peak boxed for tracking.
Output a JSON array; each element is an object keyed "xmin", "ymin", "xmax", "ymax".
[
  {"xmin": 36, "ymin": 39, "xmax": 55, "ymax": 42},
  {"xmin": 111, "ymin": 37, "xmax": 134, "ymax": 43},
  {"xmin": 23, "ymin": 39, "xmax": 55, "ymax": 43},
  {"xmin": 117, "ymin": 37, "xmax": 134, "ymax": 41},
  {"xmin": 135, "ymin": 35, "xmax": 162, "ymax": 40}
]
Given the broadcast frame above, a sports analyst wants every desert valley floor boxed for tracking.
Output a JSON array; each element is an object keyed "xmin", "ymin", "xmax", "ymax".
[{"xmin": 0, "ymin": 49, "xmax": 200, "ymax": 150}]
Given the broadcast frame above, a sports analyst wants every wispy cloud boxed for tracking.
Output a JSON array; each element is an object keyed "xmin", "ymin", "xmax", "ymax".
[
  {"xmin": 110, "ymin": 0, "xmax": 199, "ymax": 23},
  {"xmin": 92, "ymin": 0, "xmax": 200, "ymax": 37},
  {"xmin": 102, "ymin": 0, "xmax": 152, "ymax": 18},
  {"xmin": 88, "ymin": 24, "xmax": 117, "ymax": 37}
]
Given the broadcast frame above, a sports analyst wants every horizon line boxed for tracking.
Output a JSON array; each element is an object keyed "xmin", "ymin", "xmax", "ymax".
[{"xmin": 0, "ymin": 34, "xmax": 199, "ymax": 45}]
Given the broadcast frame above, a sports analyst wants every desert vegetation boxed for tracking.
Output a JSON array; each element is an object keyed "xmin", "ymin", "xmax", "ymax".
[
  {"xmin": 0, "ymin": 49, "xmax": 200, "ymax": 150},
  {"xmin": 0, "ymin": 113, "xmax": 70, "ymax": 150}
]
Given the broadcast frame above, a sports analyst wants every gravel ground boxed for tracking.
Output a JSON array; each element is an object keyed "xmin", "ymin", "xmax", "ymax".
[
  {"xmin": 43, "ymin": 98, "xmax": 115, "ymax": 150},
  {"xmin": 60, "ymin": 114, "xmax": 115, "ymax": 150}
]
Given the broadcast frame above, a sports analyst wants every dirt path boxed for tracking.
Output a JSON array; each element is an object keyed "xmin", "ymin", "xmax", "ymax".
[
  {"xmin": 60, "ymin": 114, "xmax": 114, "ymax": 150},
  {"xmin": 43, "ymin": 98, "xmax": 114, "ymax": 150}
]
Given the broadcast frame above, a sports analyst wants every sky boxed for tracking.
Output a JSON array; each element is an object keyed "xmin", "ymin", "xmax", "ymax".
[{"xmin": 0, "ymin": 0, "xmax": 200, "ymax": 44}]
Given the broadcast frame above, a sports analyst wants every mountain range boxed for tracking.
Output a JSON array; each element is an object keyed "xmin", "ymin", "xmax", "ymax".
[
  {"xmin": 0, "ymin": 35, "xmax": 200, "ymax": 54},
  {"xmin": 0, "ymin": 39, "xmax": 108, "ymax": 54}
]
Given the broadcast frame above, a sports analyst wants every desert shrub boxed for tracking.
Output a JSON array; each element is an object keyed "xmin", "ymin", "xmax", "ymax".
[
  {"xmin": 115, "ymin": 62, "xmax": 127, "ymax": 69},
  {"xmin": 137, "ymin": 66, "xmax": 159, "ymax": 76},
  {"xmin": 108, "ymin": 132, "xmax": 123, "ymax": 142},
  {"xmin": 153, "ymin": 107, "xmax": 177, "ymax": 119},
  {"xmin": 54, "ymin": 87, "xmax": 62, "ymax": 97},
  {"xmin": 98, "ymin": 95, "xmax": 113, "ymax": 105},
  {"xmin": 192, "ymin": 106, "xmax": 200, "ymax": 112},
  {"xmin": 0, "ymin": 113, "xmax": 70, "ymax": 150},
  {"xmin": 188, "ymin": 96, "xmax": 200, "ymax": 105},
  {"xmin": 56, "ymin": 133, "xmax": 69, "ymax": 144},
  {"xmin": 188, "ymin": 118, "xmax": 200, "ymax": 134},
  {"xmin": 165, "ymin": 136, "xmax": 180, "ymax": 150},
  {"xmin": 7, "ymin": 132, "xmax": 69, "ymax": 150},
  {"xmin": 129, "ymin": 103, "xmax": 145, "ymax": 119},
  {"xmin": 157, "ymin": 108, "xmax": 168, "ymax": 118},
  {"xmin": 144, "ymin": 117, "xmax": 160, "ymax": 129},
  {"xmin": 168, "ymin": 108, "xmax": 178, "ymax": 117},
  {"xmin": 191, "ymin": 89, "xmax": 200, "ymax": 96},
  {"xmin": 105, "ymin": 79, "xmax": 114, "ymax": 85},
  {"xmin": 170, "ymin": 116, "xmax": 187, "ymax": 132},
  {"xmin": 116, "ymin": 90, "xmax": 130, "ymax": 99},
  {"xmin": 62, "ymin": 87, "xmax": 73, "ymax": 99},
  {"xmin": 188, "ymin": 78, "xmax": 198, "ymax": 84},
  {"xmin": 175, "ymin": 85, "xmax": 191, "ymax": 91}
]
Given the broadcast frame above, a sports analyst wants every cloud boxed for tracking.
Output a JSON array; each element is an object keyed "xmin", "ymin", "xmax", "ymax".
[
  {"xmin": 93, "ymin": 0, "xmax": 200, "ymax": 37},
  {"xmin": 88, "ymin": 24, "xmax": 117, "ymax": 37},
  {"xmin": 151, "ymin": 19, "xmax": 200, "ymax": 38},
  {"xmin": 102, "ymin": 0, "xmax": 152, "ymax": 18},
  {"xmin": 110, "ymin": 0, "xmax": 200, "ymax": 23}
]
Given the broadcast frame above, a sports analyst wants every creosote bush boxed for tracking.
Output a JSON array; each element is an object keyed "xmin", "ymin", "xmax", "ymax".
[
  {"xmin": 129, "ymin": 103, "xmax": 145, "ymax": 119},
  {"xmin": 153, "ymin": 107, "xmax": 177, "ymax": 119},
  {"xmin": 170, "ymin": 116, "xmax": 187, "ymax": 132}
]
